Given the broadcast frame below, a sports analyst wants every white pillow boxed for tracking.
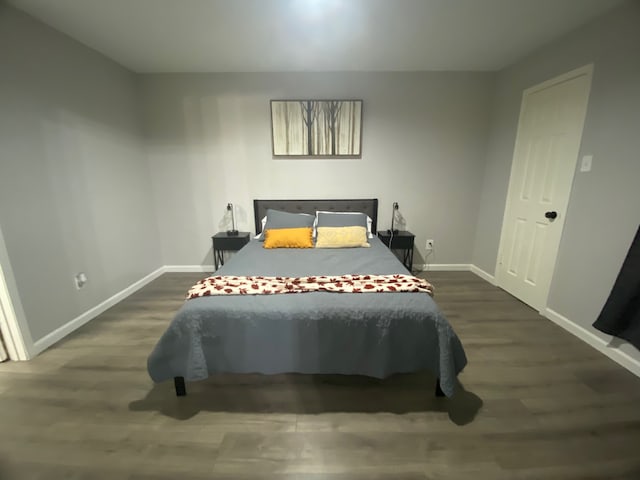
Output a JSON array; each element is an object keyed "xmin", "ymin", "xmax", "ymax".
[
  {"xmin": 254, "ymin": 216, "xmax": 267, "ymax": 239},
  {"xmin": 315, "ymin": 211, "xmax": 374, "ymax": 238}
]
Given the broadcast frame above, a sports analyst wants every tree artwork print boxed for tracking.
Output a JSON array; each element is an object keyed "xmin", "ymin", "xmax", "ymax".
[{"xmin": 271, "ymin": 100, "xmax": 362, "ymax": 157}]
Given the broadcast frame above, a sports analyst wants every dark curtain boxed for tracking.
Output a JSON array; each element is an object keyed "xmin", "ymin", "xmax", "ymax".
[{"xmin": 593, "ymin": 225, "xmax": 640, "ymax": 350}]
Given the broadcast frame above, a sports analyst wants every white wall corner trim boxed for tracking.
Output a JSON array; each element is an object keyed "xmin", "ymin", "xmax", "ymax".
[
  {"xmin": 32, "ymin": 266, "xmax": 166, "ymax": 355},
  {"xmin": 470, "ymin": 264, "xmax": 496, "ymax": 285},
  {"xmin": 417, "ymin": 264, "xmax": 471, "ymax": 272},
  {"xmin": 545, "ymin": 308, "xmax": 640, "ymax": 378}
]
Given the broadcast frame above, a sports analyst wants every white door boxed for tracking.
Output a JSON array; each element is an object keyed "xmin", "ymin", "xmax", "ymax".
[{"xmin": 496, "ymin": 65, "xmax": 593, "ymax": 312}]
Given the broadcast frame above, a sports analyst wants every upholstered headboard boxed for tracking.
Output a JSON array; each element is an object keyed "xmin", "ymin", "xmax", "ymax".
[{"xmin": 253, "ymin": 199, "xmax": 379, "ymax": 235}]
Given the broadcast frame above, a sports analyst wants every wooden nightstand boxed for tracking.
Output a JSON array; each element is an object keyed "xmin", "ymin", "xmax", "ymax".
[
  {"xmin": 212, "ymin": 232, "xmax": 250, "ymax": 270},
  {"xmin": 377, "ymin": 230, "xmax": 415, "ymax": 271}
]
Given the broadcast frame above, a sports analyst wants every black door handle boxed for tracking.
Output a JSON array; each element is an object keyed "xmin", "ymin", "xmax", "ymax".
[{"xmin": 545, "ymin": 211, "xmax": 558, "ymax": 220}]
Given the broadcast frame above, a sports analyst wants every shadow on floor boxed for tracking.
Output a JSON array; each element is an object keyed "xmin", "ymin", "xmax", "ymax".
[{"xmin": 129, "ymin": 372, "xmax": 482, "ymax": 425}]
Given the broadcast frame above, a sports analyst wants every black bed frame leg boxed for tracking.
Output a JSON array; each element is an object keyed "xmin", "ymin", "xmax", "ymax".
[
  {"xmin": 174, "ymin": 376, "xmax": 186, "ymax": 396},
  {"xmin": 435, "ymin": 378, "xmax": 445, "ymax": 397}
]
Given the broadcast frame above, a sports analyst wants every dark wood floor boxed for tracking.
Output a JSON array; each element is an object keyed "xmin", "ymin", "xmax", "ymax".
[{"xmin": 1, "ymin": 271, "xmax": 639, "ymax": 479}]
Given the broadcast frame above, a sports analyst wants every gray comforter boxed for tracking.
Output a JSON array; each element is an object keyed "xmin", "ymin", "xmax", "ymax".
[{"xmin": 147, "ymin": 237, "xmax": 467, "ymax": 396}]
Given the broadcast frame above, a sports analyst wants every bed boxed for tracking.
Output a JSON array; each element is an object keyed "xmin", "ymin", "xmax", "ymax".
[{"xmin": 147, "ymin": 199, "xmax": 467, "ymax": 398}]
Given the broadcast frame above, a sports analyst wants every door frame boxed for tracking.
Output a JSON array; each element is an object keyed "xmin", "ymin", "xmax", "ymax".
[
  {"xmin": 0, "ymin": 225, "xmax": 31, "ymax": 361},
  {"xmin": 494, "ymin": 64, "xmax": 593, "ymax": 311}
]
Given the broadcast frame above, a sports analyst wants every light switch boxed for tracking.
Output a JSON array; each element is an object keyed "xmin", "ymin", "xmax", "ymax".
[{"xmin": 580, "ymin": 155, "xmax": 593, "ymax": 172}]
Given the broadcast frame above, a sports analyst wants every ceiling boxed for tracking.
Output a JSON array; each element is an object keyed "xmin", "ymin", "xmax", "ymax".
[{"xmin": 8, "ymin": 0, "xmax": 624, "ymax": 73}]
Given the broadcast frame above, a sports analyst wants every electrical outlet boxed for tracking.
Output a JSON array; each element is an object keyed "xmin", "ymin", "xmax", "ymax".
[
  {"xmin": 74, "ymin": 272, "xmax": 87, "ymax": 289},
  {"xmin": 426, "ymin": 239, "xmax": 434, "ymax": 251}
]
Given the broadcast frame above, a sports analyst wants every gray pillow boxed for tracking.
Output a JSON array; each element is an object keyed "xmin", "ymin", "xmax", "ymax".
[{"xmin": 258, "ymin": 209, "xmax": 315, "ymax": 240}]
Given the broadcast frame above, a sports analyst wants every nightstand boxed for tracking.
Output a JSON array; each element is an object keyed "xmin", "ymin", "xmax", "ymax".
[
  {"xmin": 212, "ymin": 232, "xmax": 250, "ymax": 270},
  {"xmin": 377, "ymin": 230, "xmax": 415, "ymax": 271}
]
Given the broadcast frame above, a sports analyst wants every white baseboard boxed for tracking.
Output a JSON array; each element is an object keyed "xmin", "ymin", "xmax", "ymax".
[
  {"xmin": 545, "ymin": 308, "xmax": 640, "ymax": 378},
  {"xmin": 415, "ymin": 264, "xmax": 495, "ymax": 281},
  {"xmin": 32, "ymin": 266, "xmax": 166, "ymax": 355},
  {"xmin": 416, "ymin": 263, "xmax": 471, "ymax": 272},
  {"xmin": 470, "ymin": 264, "xmax": 496, "ymax": 285},
  {"xmin": 415, "ymin": 265, "xmax": 639, "ymax": 378},
  {"xmin": 164, "ymin": 265, "xmax": 214, "ymax": 273},
  {"xmin": 39, "ymin": 263, "xmax": 640, "ymax": 382},
  {"xmin": 31, "ymin": 265, "xmax": 216, "ymax": 355}
]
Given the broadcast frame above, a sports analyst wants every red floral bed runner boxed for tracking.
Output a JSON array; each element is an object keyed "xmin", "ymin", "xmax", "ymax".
[{"xmin": 187, "ymin": 274, "xmax": 433, "ymax": 299}]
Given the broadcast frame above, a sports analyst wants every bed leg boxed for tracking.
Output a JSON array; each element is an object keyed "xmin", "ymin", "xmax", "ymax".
[
  {"xmin": 435, "ymin": 378, "xmax": 445, "ymax": 397},
  {"xmin": 174, "ymin": 376, "xmax": 186, "ymax": 396}
]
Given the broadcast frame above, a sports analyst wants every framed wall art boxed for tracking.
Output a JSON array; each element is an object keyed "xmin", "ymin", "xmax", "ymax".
[{"xmin": 270, "ymin": 100, "xmax": 362, "ymax": 158}]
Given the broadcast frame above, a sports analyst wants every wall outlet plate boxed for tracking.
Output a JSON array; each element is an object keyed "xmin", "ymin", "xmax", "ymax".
[{"xmin": 74, "ymin": 272, "xmax": 87, "ymax": 289}]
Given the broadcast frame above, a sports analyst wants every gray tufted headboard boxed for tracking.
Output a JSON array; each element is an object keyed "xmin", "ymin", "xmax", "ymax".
[{"xmin": 253, "ymin": 199, "xmax": 378, "ymax": 236}]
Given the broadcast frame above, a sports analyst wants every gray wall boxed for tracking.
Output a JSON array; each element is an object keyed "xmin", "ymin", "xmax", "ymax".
[
  {"xmin": 472, "ymin": 1, "xmax": 640, "ymax": 359},
  {"xmin": 3, "ymin": 0, "xmax": 638, "ymax": 367},
  {"xmin": 140, "ymin": 72, "xmax": 494, "ymax": 267},
  {"xmin": 0, "ymin": 6, "xmax": 161, "ymax": 343}
]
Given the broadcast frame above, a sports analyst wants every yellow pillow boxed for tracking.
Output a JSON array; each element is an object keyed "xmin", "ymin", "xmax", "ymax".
[
  {"xmin": 315, "ymin": 226, "xmax": 370, "ymax": 248},
  {"xmin": 263, "ymin": 227, "xmax": 314, "ymax": 249}
]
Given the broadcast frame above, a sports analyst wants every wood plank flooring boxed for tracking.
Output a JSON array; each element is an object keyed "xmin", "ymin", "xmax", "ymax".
[{"xmin": 1, "ymin": 271, "xmax": 639, "ymax": 479}]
